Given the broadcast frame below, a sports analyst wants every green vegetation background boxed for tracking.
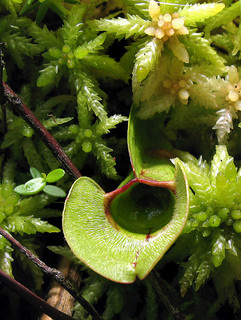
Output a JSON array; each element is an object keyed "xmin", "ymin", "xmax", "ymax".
[{"xmin": 1, "ymin": 0, "xmax": 241, "ymax": 319}]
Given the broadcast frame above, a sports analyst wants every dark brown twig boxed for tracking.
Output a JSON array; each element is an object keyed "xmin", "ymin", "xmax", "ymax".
[
  {"xmin": 0, "ymin": 44, "xmax": 4, "ymax": 106},
  {"xmin": 2, "ymin": 82, "xmax": 81, "ymax": 180},
  {"xmin": 149, "ymin": 270, "xmax": 185, "ymax": 320},
  {"xmin": 0, "ymin": 44, "xmax": 7, "ymax": 135},
  {"xmin": 0, "ymin": 227, "xmax": 103, "ymax": 320},
  {"xmin": 0, "ymin": 268, "xmax": 74, "ymax": 320}
]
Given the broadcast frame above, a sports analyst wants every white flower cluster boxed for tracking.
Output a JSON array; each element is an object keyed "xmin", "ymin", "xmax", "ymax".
[{"xmin": 145, "ymin": 1, "xmax": 189, "ymax": 42}]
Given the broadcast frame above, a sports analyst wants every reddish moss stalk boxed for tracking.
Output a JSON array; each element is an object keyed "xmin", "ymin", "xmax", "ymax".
[{"xmin": 3, "ymin": 82, "xmax": 81, "ymax": 181}]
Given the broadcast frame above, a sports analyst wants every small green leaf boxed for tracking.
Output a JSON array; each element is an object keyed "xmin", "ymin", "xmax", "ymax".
[
  {"xmin": 41, "ymin": 173, "xmax": 47, "ymax": 179},
  {"xmin": 14, "ymin": 184, "xmax": 31, "ymax": 195},
  {"xmin": 46, "ymin": 168, "xmax": 65, "ymax": 183},
  {"xmin": 30, "ymin": 167, "xmax": 42, "ymax": 178},
  {"xmin": 24, "ymin": 178, "xmax": 46, "ymax": 195},
  {"xmin": 43, "ymin": 185, "xmax": 66, "ymax": 197}
]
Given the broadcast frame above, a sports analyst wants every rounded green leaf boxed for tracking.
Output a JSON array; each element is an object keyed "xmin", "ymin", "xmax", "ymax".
[
  {"xmin": 24, "ymin": 178, "xmax": 46, "ymax": 194},
  {"xmin": 46, "ymin": 169, "xmax": 65, "ymax": 183},
  {"xmin": 63, "ymin": 159, "xmax": 189, "ymax": 283},
  {"xmin": 14, "ymin": 184, "xmax": 31, "ymax": 195},
  {"xmin": 43, "ymin": 185, "xmax": 66, "ymax": 197},
  {"xmin": 30, "ymin": 167, "xmax": 42, "ymax": 178}
]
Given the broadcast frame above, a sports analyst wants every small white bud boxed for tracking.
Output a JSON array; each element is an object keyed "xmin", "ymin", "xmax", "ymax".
[
  {"xmin": 179, "ymin": 89, "xmax": 190, "ymax": 101},
  {"xmin": 235, "ymin": 100, "xmax": 241, "ymax": 111},
  {"xmin": 155, "ymin": 28, "xmax": 165, "ymax": 39},
  {"xmin": 145, "ymin": 26, "xmax": 156, "ymax": 36},
  {"xmin": 165, "ymin": 28, "xmax": 175, "ymax": 36},
  {"xmin": 228, "ymin": 91, "xmax": 239, "ymax": 102},
  {"xmin": 172, "ymin": 12, "xmax": 179, "ymax": 19},
  {"xmin": 165, "ymin": 28, "xmax": 175, "ymax": 37},
  {"xmin": 172, "ymin": 18, "xmax": 184, "ymax": 30},
  {"xmin": 177, "ymin": 26, "xmax": 189, "ymax": 35},
  {"xmin": 158, "ymin": 19, "xmax": 164, "ymax": 28},
  {"xmin": 163, "ymin": 13, "xmax": 172, "ymax": 23}
]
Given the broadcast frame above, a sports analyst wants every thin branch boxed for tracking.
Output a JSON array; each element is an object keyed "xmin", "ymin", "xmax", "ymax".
[
  {"xmin": 0, "ymin": 44, "xmax": 7, "ymax": 135},
  {"xmin": 0, "ymin": 43, "xmax": 4, "ymax": 106},
  {"xmin": 0, "ymin": 227, "xmax": 103, "ymax": 320},
  {"xmin": 40, "ymin": 259, "xmax": 81, "ymax": 320},
  {"xmin": 2, "ymin": 82, "xmax": 81, "ymax": 181},
  {"xmin": 149, "ymin": 270, "xmax": 185, "ymax": 320},
  {"xmin": 0, "ymin": 268, "xmax": 74, "ymax": 320}
]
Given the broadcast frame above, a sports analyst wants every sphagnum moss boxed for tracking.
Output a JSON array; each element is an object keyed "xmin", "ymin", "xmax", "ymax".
[{"xmin": 2, "ymin": 1, "xmax": 241, "ymax": 319}]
